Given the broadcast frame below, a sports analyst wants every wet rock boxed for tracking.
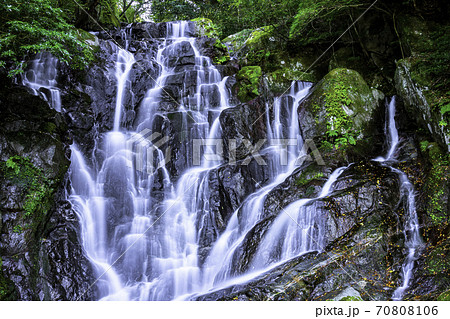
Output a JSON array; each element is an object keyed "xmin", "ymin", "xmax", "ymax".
[
  {"xmin": 220, "ymin": 97, "xmax": 267, "ymax": 161},
  {"xmin": 0, "ymin": 82, "xmax": 94, "ymax": 300},
  {"xmin": 194, "ymin": 162, "xmax": 404, "ymax": 300},
  {"xmin": 395, "ymin": 59, "xmax": 450, "ymax": 152}
]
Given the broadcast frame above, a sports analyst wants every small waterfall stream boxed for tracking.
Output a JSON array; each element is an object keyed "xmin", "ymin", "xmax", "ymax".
[
  {"xmin": 375, "ymin": 97, "xmax": 424, "ymax": 300},
  {"xmin": 22, "ymin": 52, "xmax": 61, "ymax": 112}
]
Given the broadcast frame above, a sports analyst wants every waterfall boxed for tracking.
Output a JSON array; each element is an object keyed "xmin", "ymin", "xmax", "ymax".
[
  {"xmin": 113, "ymin": 49, "xmax": 135, "ymax": 131},
  {"xmin": 69, "ymin": 21, "xmax": 232, "ymax": 300},
  {"xmin": 391, "ymin": 168, "xmax": 423, "ymax": 300},
  {"xmin": 200, "ymin": 83, "xmax": 314, "ymax": 290},
  {"xmin": 22, "ymin": 52, "xmax": 61, "ymax": 112},
  {"xmin": 250, "ymin": 165, "xmax": 349, "ymax": 270},
  {"xmin": 375, "ymin": 97, "xmax": 399, "ymax": 162},
  {"xmin": 374, "ymin": 97, "xmax": 423, "ymax": 300}
]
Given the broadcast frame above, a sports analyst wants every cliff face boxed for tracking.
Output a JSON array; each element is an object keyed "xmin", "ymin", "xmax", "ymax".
[
  {"xmin": 0, "ymin": 15, "xmax": 448, "ymax": 300},
  {"xmin": 0, "ymin": 84, "xmax": 94, "ymax": 300}
]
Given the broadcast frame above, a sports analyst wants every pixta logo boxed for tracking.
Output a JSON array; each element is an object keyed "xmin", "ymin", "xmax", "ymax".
[
  {"xmin": 126, "ymin": 129, "xmax": 171, "ymax": 174},
  {"xmin": 128, "ymin": 129, "xmax": 325, "ymax": 174},
  {"xmin": 193, "ymin": 138, "xmax": 325, "ymax": 166}
]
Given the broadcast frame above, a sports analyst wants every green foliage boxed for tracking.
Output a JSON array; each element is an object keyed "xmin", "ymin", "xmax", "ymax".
[
  {"xmin": 193, "ymin": 17, "xmax": 221, "ymax": 39},
  {"xmin": 410, "ymin": 25, "xmax": 450, "ymax": 128},
  {"xmin": 193, "ymin": 0, "xmax": 299, "ymax": 39},
  {"xmin": 1, "ymin": 156, "xmax": 53, "ymax": 218},
  {"xmin": 98, "ymin": 0, "xmax": 121, "ymax": 27},
  {"xmin": 236, "ymin": 66, "xmax": 262, "ymax": 102},
  {"xmin": 213, "ymin": 39, "xmax": 230, "ymax": 64},
  {"xmin": 151, "ymin": 0, "xmax": 200, "ymax": 22},
  {"xmin": 420, "ymin": 141, "xmax": 450, "ymax": 225},
  {"xmin": 289, "ymin": 0, "xmax": 364, "ymax": 44},
  {"xmin": 0, "ymin": 0, "xmax": 94, "ymax": 76}
]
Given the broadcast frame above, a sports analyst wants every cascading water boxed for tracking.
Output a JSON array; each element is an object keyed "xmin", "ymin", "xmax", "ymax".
[
  {"xmin": 22, "ymin": 52, "xmax": 61, "ymax": 112},
  {"xmin": 113, "ymin": 49, "xmax": 135, "ymax": 131},
  {"xmin": 374, "ymin": 97, "xmax": 423, "ymax": 300},
  {"xmin": 200, "ymin": 83, "xmax": 314, "ymax": 289},
  {"xmin": 69, "ymin": 21, "xmax": 232, "ymax": 300}
]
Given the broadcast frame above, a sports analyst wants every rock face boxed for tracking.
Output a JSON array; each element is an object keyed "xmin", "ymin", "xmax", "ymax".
[
  {"xmin": 194, "ymin": 162, "xmax": 404, "ymax": 300},
  {"xmin": 395, "ymin": 60, "xmax": 450, "ymax": 152},
  {"xmin": 0, "ymin": 83, "xmax": 94, "ymax": 300}
]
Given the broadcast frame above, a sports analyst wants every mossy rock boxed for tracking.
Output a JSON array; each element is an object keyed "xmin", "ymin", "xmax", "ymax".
[
  {"xmin": 76, "ymin": 29, "xmax": 100, "ymax": 49},
  {"xmin": 235, "ymin": 66, "xmax": 262, "ymax": 102},
  {"xmin": 265, "ymin": 55, "xmax": 319, "ymax": 93},
  {"xmin": 222, "ymin": 28, "xmax": 254, "ymax": 53},
  {"xmin": 419, "ymin": 141, "xmax": 450, "ymax": 226},
  {"xmin": 299, "ymin": 68, "xmax": 382, "ymax": 157},
  {"xmin": 223, "ymin": 26, "xmax": 278, "ymax": 66},
  {"xmin": 395, "ymin": 59, "xmax": 450, "ymax": 152}
]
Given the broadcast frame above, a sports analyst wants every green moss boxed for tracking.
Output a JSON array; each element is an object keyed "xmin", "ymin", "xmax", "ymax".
[
  {"xmin": 296, "ymin": 171, "xmax": 324, "ymax": 187},
  {"xmin": 222, "ymin": 29, "xmax": 253, "ymax": 53},
  {"xmin": 246, "ymin": 26, "xmax": 274, "ymax": 47},
  {"xmin": 236, "ymin": 66, "xmax": 262, "ymax": 102},
  {"xmin": 213, "ymin": 40, "xmax": 230, "ymax": 65},
  {"xmin": 420, "ymin": 141, "xmax": 450, "ymax": 225},
  {"xmin": 437, "ymin": 290, "xmax": 450, "ymax": 301},
  {"xmin": 317, "ymin": 70, "xmax": 362, "ymax": 148},
  {"xmin": 424, "ymin": 242, "xmax": 450, "ymax": 276},
  {"xmin": 339, "ymin": 296, "xmax": 363, "ymax": 301},
  {"xmin": 308, "ymin": 68, "xmax": 380, "ymax": 151},
  {"xmin": 0, "ymin": 156, "xmax": 54, "ymax": 220},
  {"xmin": 267, "ymin": 61, "xmax": 317, "ymax": 93},
  {"xmin": 42, "ymin": 122, "xmax": 57, "ymax": 134}
]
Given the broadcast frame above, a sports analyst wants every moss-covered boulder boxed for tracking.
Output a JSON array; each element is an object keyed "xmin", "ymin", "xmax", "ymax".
[
  {"xmin": 265, "ymin": 55, "xmax": 320, "ymax": 94},
  {"xmin": 222, "ymin": 28, "xmax": 254, "ymax": 54},
  {"xmin": 298, "ymin": 68, "xmax": 384, "ymax": 161}
]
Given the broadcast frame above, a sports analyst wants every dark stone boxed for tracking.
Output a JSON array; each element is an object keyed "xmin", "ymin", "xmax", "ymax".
[{"xmin": 0, "ymin": 82, "xmax": 95, "ymax": 300}]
